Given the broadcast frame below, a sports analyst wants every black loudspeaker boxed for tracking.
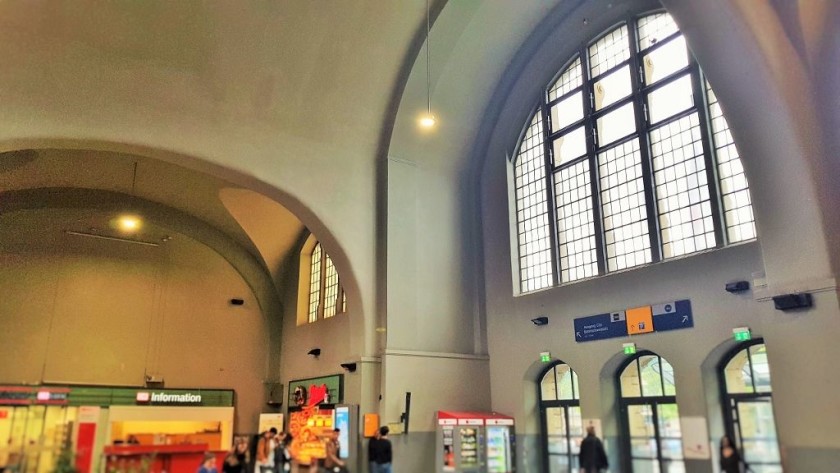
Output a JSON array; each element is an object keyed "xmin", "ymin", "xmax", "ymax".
[
  {"xmin": 265, "ymin": 382, "xmax": 284, "ymax": 406},
  {"xmin": 725, "ymin": 281, "xmax": 750, "ymax": 293},
  {"xmin": 772, "ymin": 293, "xmax": 813, "ymax": 311},
  {"xmin": 340, "ymin": 362, "xmax": 357, "ymax": 372},
  {"xmin": 531, "ymin": 316, "xmax": 549, "ymax": 326},
  {"xmin": 230, "ymin": 298, "xmax": 245, "ymax": 306}
]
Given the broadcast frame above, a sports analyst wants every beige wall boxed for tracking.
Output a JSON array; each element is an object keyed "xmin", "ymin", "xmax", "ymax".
[{"xmin": 0, "ymin": 230, "xmax": 269, "ymax": 431}]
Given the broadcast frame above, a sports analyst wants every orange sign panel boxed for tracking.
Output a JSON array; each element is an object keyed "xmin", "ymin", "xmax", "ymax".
[
  {"xmin": 363, "ymin": 413, "xmax": 380, "ymax": 438},
  {"xmin": 626, "ymin": 306, "xmax": 653, "ymax": 335}
]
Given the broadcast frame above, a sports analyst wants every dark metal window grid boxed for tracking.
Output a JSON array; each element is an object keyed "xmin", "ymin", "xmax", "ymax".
[
  {"xmin": 307, "ymin": 242, "xmax": 346, "ymax": 323},
  {"xmin": 617, "ymin": 351, "xmax": 684, "ymax": 473},
  {"xmin": 718, "ymin": 340, "xmax": 783, "ymax": 472},
  {"xmin": 512, "ymin": 10, "xmax": 756, "ymax": 292},
  {"xmin": 538, "ymin": 361, "xmax": 582, "ymax": 473}
]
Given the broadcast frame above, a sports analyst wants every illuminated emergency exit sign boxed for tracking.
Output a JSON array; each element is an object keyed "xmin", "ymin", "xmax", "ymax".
[{"xmin": 732, "ymin": 327, "xmax": 751, "ymax": 342}]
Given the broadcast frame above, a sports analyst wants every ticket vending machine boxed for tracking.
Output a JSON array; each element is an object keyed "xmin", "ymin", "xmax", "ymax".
[{"xmin": 435, "ymin": 411, "xmax": 515, "ymax": 473}]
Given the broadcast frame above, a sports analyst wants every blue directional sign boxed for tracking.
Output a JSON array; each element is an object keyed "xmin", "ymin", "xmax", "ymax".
[
  {"xmin": 652, "ymin": 299, "xmax": 693, "ymax": 332},
  {"xmin": 574, "ymin": 299, "xmax": 693, "ymax": 343},
  {"xmin": 574, "ymin": 310, "xmax": 628, "ymax": 342}
]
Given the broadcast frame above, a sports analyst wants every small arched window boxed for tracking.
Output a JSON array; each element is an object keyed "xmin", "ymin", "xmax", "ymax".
[
  {"xmin": 539, "ymin": 362, "xmax": 582, "ymax": 473},
  {"xmin": 719, "ymin": 341, "xmax": 781, "ymax": 471},
  {"xmin": 306, "ymin": 241, "xmax": 346, "ymax": 323},
  {"xmin": 512, "ymin": 11, "xmax": 756, "ymax": 293},
  {"xmin": 618, "ymin": 352, "xmax": 683, "ymax": 472}
]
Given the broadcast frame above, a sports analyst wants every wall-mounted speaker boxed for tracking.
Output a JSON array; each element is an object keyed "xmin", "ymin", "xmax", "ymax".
[
  {"xmin": 265, "ymin": 382, "xmax": 283, "ymax": 406},
  {"xmin": 340, "ymin": 362, "xmax": 357, "ymax": 372},
  {"xmin": 725, "ymin": 281, "xmax": 750, "ymax": 293},
  {"xmin": 772, "ymin": 293, "xmax": 813, "ymax": 311},
  {"xmin": 230, "ymin": 298, "xmax": 245, "ymax": 306}
]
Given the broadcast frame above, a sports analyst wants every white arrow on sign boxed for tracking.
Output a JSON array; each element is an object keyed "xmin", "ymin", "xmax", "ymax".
[
  {"xmin": 682, "ymin": 316, "xmax": 689, "ymax": 323},
  {"xmin": 576, "ymin": 332, "xmax": 582, "ymax": 338}
]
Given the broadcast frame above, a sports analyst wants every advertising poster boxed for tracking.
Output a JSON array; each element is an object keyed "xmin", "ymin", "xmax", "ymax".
[
  {"xmin": 334, "ymin": 407, "xmax": 350, "ymax": 459},
  {"xmin": 258, "ymin": 413, "xmax": 285, "ymax": 434},
  {"xmin": 681, "ymin": 416, "xmax": 711, "ymax": 459}
]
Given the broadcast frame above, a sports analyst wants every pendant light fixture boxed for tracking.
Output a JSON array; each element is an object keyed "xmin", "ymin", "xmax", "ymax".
[{"xmin": 419, "ymin": 0, "xmax": 436, "ymax": 129}]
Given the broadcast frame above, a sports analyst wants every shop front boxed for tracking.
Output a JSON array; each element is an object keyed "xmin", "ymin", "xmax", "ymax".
[{"xmin": 0, "ymin": 385, "xmax": 234, "ymax": 473}]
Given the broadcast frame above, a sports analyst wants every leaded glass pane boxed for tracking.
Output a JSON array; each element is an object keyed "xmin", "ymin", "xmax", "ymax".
[
  {"xmin": 650, "ymin": 113, "xmax": 716, "ymax": 258},
  {"xmin": 749, "ymin": 344, "xmax": 773, "ymax": 393},
  {"xmin": 514, "ymin": 112, "xmax": 553, "ymax": 292},
  {"xmin": 621, "ymin": 359, "xmax": 642, "ymax": 397},
  {"xmin": 553, "ymin": 126, "xmax": 588, "ymax": 165},
  {"xmin": 323, "ymin": 254, "xmax": 339, "ymax": 318},
  {"xmin": 643, "ymin": 36, "xmax": 688, "ymax": 85},
  {"xmin": 541, "ymin": 367, "xmax": 558, "ymax": 401},
  {"xmin": 551, "ymin": 91, "xmax": 585, "ymax": 132},
  {"xmin": 707, "ymin": 82, "xmax": 757, "ymax": 243},
  {"xmin": 640, "ymin": 355, "xmax": 664, "ymax": 397},
  {"xmin": 555, "ymin": 161, "xmax": 598, "ymax": 282},
  {"xmin": 647, "ymin": 74, "xmax": 694, "ymax": 124},
  {"xmin": 593, "ymin": 65, "xmax": 632, "ymax": 111},
  {"xmin": 637, "ymin": 13, "xmax": 679, "ymax": 51},
  {"xmin": 308, "ymin": 243, "xmax": 322, "ymax": 323},
  {"xmin": 589, "ymin": 25, "xmax": 630, "ymax": 77},
  {"xmin": 724, "ymin": 348, "xmax": 753, "ymax": 394},
  {"xmin": 548, "ymin": 57, "xmax": 583, "ymax": 102},
  {"xmin": 599, "ymin": 139, "xmax": 652, "ymax": 271},
  {"xmin": 596, "ymin": 102, "xmax": 636, "ymax": 147},
  {"xmin": 556, "ymin": 364, "xmax": 575, "ymax": 400}
]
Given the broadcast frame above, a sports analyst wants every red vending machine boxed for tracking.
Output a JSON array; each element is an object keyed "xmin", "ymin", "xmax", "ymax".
[{"xmin": 435, "ymin": 411, "xmax": 515, "ymax": 473}]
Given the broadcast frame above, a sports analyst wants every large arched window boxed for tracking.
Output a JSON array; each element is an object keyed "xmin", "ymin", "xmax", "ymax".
[
  {"xmin": 512, "ymin": 11, "xmax": 756, "ymax": 293},
  {"xmin": 306, "ymin": 242, "xmax": 346, "ymax": 323},
  {"xmin": 539, "ymin": 361, "xmax": 582, "ymax": 473},
  {"xmin": 719, "ymin": 341, "xmax": 782, "ymax": 472},
  {"xmin": 618, "ymin": 352, "xmax": 683, "ymax": 472}
]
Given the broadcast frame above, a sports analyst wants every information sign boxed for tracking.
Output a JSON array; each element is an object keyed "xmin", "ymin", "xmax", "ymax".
[{"xmin": 574, "ymin": 299, "xmax": 693, "ymax": 342}]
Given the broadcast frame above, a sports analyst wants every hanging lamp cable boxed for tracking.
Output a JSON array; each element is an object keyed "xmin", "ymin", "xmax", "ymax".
[{"xmin": 426, "ymin": 0, "xmax": 431, "ymax": 115}]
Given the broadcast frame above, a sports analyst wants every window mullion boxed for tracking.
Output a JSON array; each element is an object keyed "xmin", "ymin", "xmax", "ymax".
[
  {"xmin": 692, "ymin": 64, "xmax": 726, "ymax": 247},
  {"xmin": 539, "ymin": 102, "xmax": 562, "ymax": 286},
  {"xmin": 319, "ymin": 256, "xmax": 328, "ymax": 321},
  {"xmin": 628, "ymin": 22, "xmax": 662, "ymax": 263},
  {"xmin": 582, "ymin": 48, "xmax": 607, "ymax": 276}
]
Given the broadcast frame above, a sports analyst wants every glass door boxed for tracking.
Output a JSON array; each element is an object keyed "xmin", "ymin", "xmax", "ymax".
[
  {"xmin": 625, "ymin": 401, "xmax": 684, "ymax": 473},
  {"xmin": 732, "ymin": 398, "xmax": 781, "ymax": 473},
  {"xmin": 544, "ymin": 405, "xmax": 582, "ymax": 473}
]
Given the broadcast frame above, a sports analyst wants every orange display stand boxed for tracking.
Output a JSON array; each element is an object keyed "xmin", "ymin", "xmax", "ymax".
[{"xmin": 103, "ymin": 444, "xmax": 215, "ymax": 473}]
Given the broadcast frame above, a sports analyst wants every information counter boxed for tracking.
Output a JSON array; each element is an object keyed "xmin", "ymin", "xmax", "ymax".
[{"xmin": 103, "ymin": 443, "xmax": 211, "ymax": 473}]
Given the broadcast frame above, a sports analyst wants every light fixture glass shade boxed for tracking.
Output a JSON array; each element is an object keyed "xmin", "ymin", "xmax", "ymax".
[{"xmin": 419, "ymin": 113, "xmax": 436, "ymax": 128}]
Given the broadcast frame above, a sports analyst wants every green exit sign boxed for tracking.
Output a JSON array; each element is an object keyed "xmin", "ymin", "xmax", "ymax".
[
  {"xmin": 540, "ymin": 352, "xmax": 551, "ymax": 363},
  {"xmin": 623, "ymin": 343, "xmax": 636, "ymax": 355},
  {"xmin": 733, "ymin": 327, "xmax": 752, "ymax": 342}
]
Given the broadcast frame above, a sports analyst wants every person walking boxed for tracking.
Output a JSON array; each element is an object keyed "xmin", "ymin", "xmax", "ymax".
[
  {"xmin": 720, "ymin": 435, "xmax": 750, "ymax": 473},
  {"xmin": 578, "ymin": 426, "xmax": 608, "ymax": 473},
  {"xmin": 256, "ymin": 429, "xmax": 277, "ymax": 473},
  {"xmin": 368, "ymin": 426, "xmax": 392, "ymax": 473}
]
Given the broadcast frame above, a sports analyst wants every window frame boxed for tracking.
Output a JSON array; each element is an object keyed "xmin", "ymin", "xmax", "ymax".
[
  {"xmin": 512, "ymin": 9, "xmax": 755, "ymax": 293},
  {"xmin": 616, "ymin": 351, "xmax": 684, "ymax": 473},
  {"xmin": 303, "ymin": 240, "xmax": 346, "ymax": 325},
  {"xmin": 718, "ymin": 339, "xmax": 782, "ymax": 472},
  {"xmin": 538, "ymin": 360, "xmax": 582, "ymax": 473}
]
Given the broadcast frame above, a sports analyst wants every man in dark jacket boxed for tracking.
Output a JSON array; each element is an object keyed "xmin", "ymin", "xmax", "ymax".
[
  {"xmin": 368, "ymin": 426, "xmax": 393, "ymax": 473},
  {"xmin": 579, "ymin": 426, "xmax": 608, "ymax": 473}
]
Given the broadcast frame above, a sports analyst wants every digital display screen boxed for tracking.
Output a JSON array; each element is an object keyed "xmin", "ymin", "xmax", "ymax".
[{"xmin": 335, "ymin": 407, "xmax": 350, "ymax": 458}]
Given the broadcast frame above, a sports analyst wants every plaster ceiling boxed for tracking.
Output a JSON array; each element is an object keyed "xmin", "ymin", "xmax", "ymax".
[{"xmin": 0, "ymin": 148, "xmax": 305, "ymax": 284}]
